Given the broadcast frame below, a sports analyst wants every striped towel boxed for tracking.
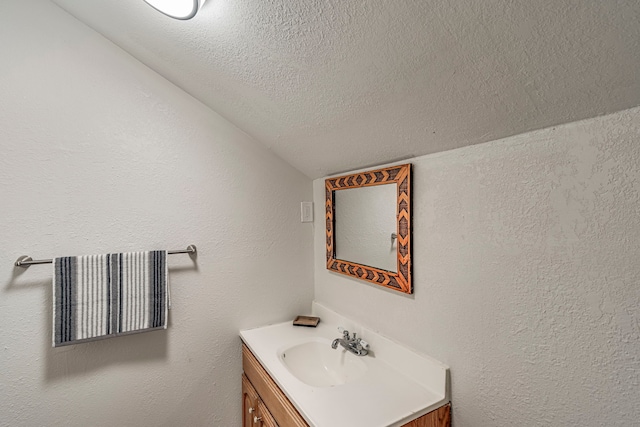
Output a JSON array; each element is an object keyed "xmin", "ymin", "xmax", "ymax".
[{"xmin": 53, "ymin": 251, "xmax": 168, "ymax": 347}]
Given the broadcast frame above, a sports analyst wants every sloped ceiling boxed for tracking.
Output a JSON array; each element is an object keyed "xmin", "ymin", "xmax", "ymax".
[{"xmin": 51, "ymin": 0, "xmax": 640, "ymax": 178}]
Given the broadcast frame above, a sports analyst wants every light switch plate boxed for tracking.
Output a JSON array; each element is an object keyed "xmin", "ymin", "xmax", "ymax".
[{"xmin": 301, "ymin": 201, "xmax": 313, "ymax": 222}]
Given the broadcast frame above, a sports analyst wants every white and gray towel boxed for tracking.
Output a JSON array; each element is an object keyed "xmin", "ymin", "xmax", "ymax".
[{"xmin": 53, "ymin": 251, "xmax": 168, "ymax": 347}]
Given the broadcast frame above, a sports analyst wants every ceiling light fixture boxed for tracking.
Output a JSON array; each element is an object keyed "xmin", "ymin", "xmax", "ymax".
[{"xmin": 143, "ymin": 0, "xmax": 206, "ymax": 20}]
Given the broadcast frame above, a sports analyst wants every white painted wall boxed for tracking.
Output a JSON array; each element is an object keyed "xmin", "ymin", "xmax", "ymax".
[
  {"xmin": 314, "ymin": 107, "xmax": 640, "ymax": 426},
  {"xmin": 0, "ymin": 1, "xmax": 313, "ymax": 426}
]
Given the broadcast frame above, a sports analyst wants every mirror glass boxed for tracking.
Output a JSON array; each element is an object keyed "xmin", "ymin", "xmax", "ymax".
[
  {"xmin": 334, "ymin": 185, "xmax": 397, "ymax": 272},
  {"xmin": 325, "ymin": 164, "xmax": 412, "ymax": 294}
]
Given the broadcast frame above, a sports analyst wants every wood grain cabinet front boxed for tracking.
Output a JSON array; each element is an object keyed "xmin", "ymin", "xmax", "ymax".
[
  {"xmin": 256, "ymin": 400, "xmax": 279, "ymax": 427},
  {"xmin": 242, "ymin": 374, "xmax": 280, "ymax": 427},
  {"xmin": 241, "ymin": 344, "xmax": 450, "ymax": 427}
]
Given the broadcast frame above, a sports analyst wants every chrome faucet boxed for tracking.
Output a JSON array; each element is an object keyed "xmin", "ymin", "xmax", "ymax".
[{"xmin": 331, "ymin": 329, "xmax": 370, "ymax": 356}]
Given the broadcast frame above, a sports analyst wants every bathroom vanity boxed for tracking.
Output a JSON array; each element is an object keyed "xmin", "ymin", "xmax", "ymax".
[{"xmin": 240, "ymin": 303, "xmax": 450, "ymax": 427}]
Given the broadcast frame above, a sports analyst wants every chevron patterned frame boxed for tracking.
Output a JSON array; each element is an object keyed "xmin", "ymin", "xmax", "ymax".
[{"xmin": 325, "ymin": 163, "xmax": 412, "ymax": 294}]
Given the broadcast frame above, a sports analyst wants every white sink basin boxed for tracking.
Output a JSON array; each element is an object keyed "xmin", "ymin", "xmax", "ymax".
[
  {"xmin": 278, "ymin": 338, "xmax": 368, "ymax": 387},
  {"xmin": 241, "ymin": 302, "xmax": 449, "ymax": 426}
]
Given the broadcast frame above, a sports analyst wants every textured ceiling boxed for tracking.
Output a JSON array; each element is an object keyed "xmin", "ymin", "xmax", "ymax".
[{"xmin": 50, "ymin": 0, "xmax": 640, "ymax": 178}]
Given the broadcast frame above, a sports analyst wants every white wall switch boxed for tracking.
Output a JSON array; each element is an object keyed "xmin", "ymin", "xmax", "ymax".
[{"xmin": 301, "ymin": 202, "xmax": 314, "ymax": 222}]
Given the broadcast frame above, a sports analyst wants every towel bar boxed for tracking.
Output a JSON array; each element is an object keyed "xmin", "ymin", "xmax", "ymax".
[{"xmin": 14, "ymin": 245, "xmax": 197, "ymax": 267}]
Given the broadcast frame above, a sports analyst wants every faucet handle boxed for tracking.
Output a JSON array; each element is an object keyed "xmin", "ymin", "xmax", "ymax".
[{"xmin": 338, "ymin": 326, "xmax": 350, "ymax": 339}]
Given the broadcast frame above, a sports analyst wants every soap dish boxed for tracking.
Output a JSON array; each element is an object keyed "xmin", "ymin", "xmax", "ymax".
[{"xmin": 293, "ymin": 315, "xmax": 320, "ymax": 327}]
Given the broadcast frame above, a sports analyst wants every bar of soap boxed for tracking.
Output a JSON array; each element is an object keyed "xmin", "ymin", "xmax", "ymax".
[{"xmin": 293, "ymin": 315, "xmax": 320, "ymax": 327}]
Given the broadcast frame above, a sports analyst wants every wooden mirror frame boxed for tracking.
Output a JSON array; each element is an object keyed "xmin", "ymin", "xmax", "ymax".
[{"xmin": 325, "ymin": 164, "xmax": 412, "ymax": 294}]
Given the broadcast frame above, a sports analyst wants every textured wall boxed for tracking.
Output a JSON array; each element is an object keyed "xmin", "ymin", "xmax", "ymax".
[
  {"xmin": 314, "ymin": 107, "xmax": 640, "ymax": 426},
  {"xmin": 0, "ymin": 1, "xmax": 313, "ymax": 426}
]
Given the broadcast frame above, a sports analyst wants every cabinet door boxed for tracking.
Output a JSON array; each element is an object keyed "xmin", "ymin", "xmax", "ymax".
[
  {"xmin": 243, "ymin": 344, "xmax": 309, "ymax": 427},
  {"xmin": 256, "ymin": 400, "xmax": 278, "ymax": 427},
  {"xmin": 242, "ymin": 375, "xmax": 260, "ymax": 427}
]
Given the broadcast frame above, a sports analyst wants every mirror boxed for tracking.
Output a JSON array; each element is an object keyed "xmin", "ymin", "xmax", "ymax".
[
  {"xmin": 325, "ymin": 164, "xmax": 412, "ymax": 294},
  {"xmin": 334, "ymin": 185, "xmax": 398, "ymax": 272}
]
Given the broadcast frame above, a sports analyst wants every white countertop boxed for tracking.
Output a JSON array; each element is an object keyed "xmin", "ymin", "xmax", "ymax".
[{"xmin": 240, "ymin": 302, "xmax": 450, "ymax": 427}]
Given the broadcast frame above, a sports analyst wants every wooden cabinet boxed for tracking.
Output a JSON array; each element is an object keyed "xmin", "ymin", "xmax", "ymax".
[
  {"xmin": 242, "ymin": 344, "xmax": 450, "ymax": 427},
  {"xmin": 401, "ymin": 405, "xmax": 451, "ymax": 427},
  {"xmin": 256, "ymin": 400, "xmax": 279, "ymax": 427},
  {"xmin": 243, "ymin": 374, "xmax": 279, "ymax": 427},
  {"xmin": 242, "ymin": 344, "xmax": 307, "ymax": 427},
  {"xmin": 242, "ymin": 375, "xmax": 260, "ymax": 427}
]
